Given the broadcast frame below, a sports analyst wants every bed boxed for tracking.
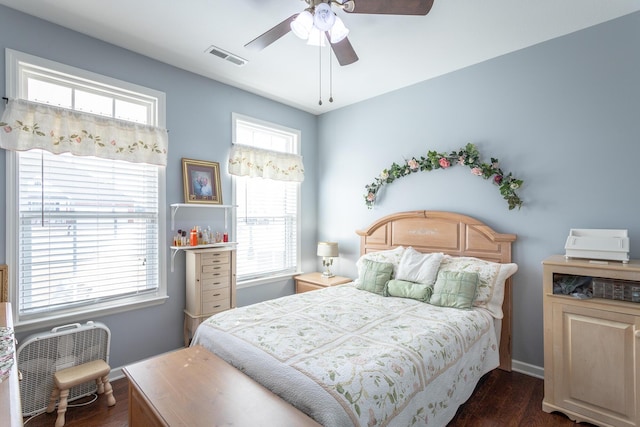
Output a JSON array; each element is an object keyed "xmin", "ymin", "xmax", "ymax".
[{"xmin": 191, "ymin": 210, "xmax": 517, "ymax": 426}]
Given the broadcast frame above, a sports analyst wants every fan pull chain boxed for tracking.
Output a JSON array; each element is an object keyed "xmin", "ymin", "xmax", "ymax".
[
  {"xmin": 318, "ymin": 43, "xmax": 322, "ymax": 106},
  {"xmin": 329, "ymin": 46, "xmax": 334, "ymax": 103}
]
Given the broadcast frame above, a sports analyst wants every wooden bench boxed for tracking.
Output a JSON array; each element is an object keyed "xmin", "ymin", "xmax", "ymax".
[
  {"xmin": 46, "ymin": 359, "xmax": 116, "ymax": 427},
  {"xmin": 123, "ymin": 345, "xmax": 321, "ymax": 427}
]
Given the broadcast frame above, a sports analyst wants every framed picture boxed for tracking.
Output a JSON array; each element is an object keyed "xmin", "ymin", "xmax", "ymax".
[{"xmin": 182, "ymin": 158, "xmax": 223, "ymax": 204}]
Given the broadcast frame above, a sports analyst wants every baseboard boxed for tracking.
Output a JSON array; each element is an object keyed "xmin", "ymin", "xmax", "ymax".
[
  {"xmin": 511, "ymin": 359, "xmax": 544, "ymax": 379},
  {"xmin": 109, "ymin": 367, "xmax": 125, "ymax": 381}
]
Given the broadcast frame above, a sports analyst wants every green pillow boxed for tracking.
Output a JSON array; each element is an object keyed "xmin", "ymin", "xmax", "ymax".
[
  {"xmin": 384, "ymin": 279, "xmax": 433, "ymax": 302},
  {"xmin": 357, "ymin": 259, "xmax": 393, "ymax": 295},
  {"xmin": 430, "ymin": 271, "xmax": 479, "ymax": 309}
]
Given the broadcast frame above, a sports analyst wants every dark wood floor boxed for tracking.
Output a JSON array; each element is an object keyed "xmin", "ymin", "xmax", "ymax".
[{"xmin": 24, "ymin": 369, "xmax": 592, "ymax": 427}]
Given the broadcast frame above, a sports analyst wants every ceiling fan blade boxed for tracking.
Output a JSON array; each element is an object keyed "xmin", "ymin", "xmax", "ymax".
[
  {"xmin": 329, "ymin": 36, "xmax": 359, "ymax": 66},
  {"xmin": 245, "ymin": 14, "xmax": 298, "ymax": 51},
  {"xmin": 342, "ymin": 0, "xmax": 434, "ymax": 15}
]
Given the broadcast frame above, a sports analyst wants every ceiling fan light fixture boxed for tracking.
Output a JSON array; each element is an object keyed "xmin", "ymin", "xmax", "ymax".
[
  {"xmin": 313, "ymin": 3, "xmax": 335, "ymax": 31},
  {"xmin": 291, "ymin": 10, "xmax": 313, "ymax": 39},
  {"xmin": 306, "ymin": 26, "xmax": 326, "ymax": 46},
  {"xmin": 329, "ymin": 16, "xmax": 349, "ymax": 43}
]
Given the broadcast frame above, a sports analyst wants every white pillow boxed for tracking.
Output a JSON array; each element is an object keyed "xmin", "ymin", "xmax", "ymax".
[
  {"xmin": 395, "ymin": 247, "xmax": 443, "ymax": 286},
  {"xmin": 355, "ymin": 246, "xmax": 405, "ymax": 283},
  {"xmin": 437, "ymin": 255, "xmax": 518, "ymax": 318}
]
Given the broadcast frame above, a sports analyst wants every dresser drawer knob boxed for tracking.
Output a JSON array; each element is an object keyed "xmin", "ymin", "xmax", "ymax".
[{"xmin": 635, "ymin": 330, "xmax": 640, "ymax": 338}]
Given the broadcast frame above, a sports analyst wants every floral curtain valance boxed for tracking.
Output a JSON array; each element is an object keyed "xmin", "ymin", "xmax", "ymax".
[
  {"xmin": 0, "ymin": 98, "xmax": 168, "ymax": 166},
  {"xmin": 228, "ymin": 143, "xmax": 305, "ymax": 182}
]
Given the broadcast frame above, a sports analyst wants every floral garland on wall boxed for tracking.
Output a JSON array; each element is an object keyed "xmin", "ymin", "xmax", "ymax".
[{"xmin": 364, "ymin": 143, "xmax": 524, "ymax": 210}]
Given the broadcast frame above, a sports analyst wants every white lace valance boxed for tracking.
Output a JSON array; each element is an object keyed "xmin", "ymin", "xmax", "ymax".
[
  {"xmin": 228, "ymin": 143, "xmax": 305, "ymax": 182},
  {"xmin": 0, "ymin": 98, "xmax": 168, "ymax": 166}
]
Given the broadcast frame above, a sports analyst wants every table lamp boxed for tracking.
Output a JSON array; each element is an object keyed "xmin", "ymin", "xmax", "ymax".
[{"xmin": 317, "ymin": 241, "xmax": 339, "ymax": 278}]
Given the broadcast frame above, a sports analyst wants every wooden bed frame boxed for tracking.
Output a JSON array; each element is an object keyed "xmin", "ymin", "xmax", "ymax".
[
  {"xmin": 141, "ymin": 210, "xmax": 516, "ymax": 426},
  {"xmin": 356, "ymin": 210, "xmax": 517, "ymax": 371}
]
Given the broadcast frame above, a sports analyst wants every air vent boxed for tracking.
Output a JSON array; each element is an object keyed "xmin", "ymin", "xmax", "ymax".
[{"xmin": 206, "ymin": 45, "xmax": 247, "ymax": 67}]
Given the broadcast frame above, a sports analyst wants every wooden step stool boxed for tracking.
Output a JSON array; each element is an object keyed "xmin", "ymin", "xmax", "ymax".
[{"xmin": 46, "ymin": 359, "xmax": 116, "ymax": 427}]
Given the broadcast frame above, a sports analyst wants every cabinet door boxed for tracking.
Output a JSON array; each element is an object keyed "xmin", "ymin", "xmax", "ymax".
[{"xmin": 551, "ymin": 302, "xmax": 639, "ymax": 426}]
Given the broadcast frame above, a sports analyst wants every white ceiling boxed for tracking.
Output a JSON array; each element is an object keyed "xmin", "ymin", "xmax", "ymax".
[{"xmin": 1, "ymin": 0, "xmax": 639, "ymax": 115}]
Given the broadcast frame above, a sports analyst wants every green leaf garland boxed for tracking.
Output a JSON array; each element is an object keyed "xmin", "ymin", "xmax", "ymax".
[{"xmin": 364, "ymin": 143, "xmax": 523, "ymax": 210}]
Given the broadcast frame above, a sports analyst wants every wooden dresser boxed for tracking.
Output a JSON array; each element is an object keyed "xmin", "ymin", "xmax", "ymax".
[
  {"xmin": 183, "ymin": 247, "xmax": 236, "ymax": 346},
  {"xmin": 542, "ymin": 255, "xmax": 640, "ymax": 427},
  {"xmin": 0, "ymin": 303, "xmax": 23, "ymax": 427},
  {"xmin": 123, "ymin": 345, "xmax": 321, "ymax": 427}
]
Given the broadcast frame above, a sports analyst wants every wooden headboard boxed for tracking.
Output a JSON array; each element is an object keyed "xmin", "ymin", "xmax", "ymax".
[{"xmin": 356, "ymin": 210, "xmax": 517, "ymax": 371}]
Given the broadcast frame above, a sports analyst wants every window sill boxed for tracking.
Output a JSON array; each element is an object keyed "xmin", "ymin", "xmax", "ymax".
[
  {"xmin": 237, "ymin": 271, "xmax": 303, "ymax": 289},
  {"xmin": 14, "ymin": 295, "xmax": 169, "ymax": 333}
]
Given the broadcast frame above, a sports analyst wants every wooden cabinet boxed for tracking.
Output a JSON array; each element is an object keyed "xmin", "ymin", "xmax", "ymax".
[
  {"xmin": 183, "ymin": 247, "xmax": 236, "ymax": 346},
  {"xmin": 123, "ymin": 345, "xmax": 321, "ymax": 427},
  {"xmin": 294, "ymin": 272, "xmax": 351, "ymax": 294},
  {"xmin": 542, "ymin": 255, "xmax": 640, "ymax": 427}
]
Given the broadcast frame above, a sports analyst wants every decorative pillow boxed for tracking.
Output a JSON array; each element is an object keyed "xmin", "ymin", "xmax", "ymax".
[
  {"xmin": 355, "ymin": 246, "xmax": 405, "ymax": 283},
  {"xmin": 395, "ymin": 247, "xmax": 444, "ymax": 285},
  {"xmin": 430, "ymin": 271, "xmax": 479, "ymax": 309},
  {"xmin": 384, "ymin": 279, "xmax": 433, "ymax": 302},
  {"xmin": 437, "ymin": 255, "xmax": 518, "ymax": 318},
  {"xmin": 356, "ymin": 259, "xmax": 394, "ymax": 295}
]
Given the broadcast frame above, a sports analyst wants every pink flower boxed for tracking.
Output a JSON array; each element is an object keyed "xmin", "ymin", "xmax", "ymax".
[
  {"xmin": 439, "ymin": 158, "xmax": 450, "ymax": 168},
  {"xmin": 75, "ymin": 137, "xmax": 82, "ymax": 143},
  {"xmin": 458, "ymin": 156, "xmax": 465, "ymax": 165},
  {"xmin": 391, "ymin": 363, "xmax": 405, "ymax": 375},
  {"xmin": 3, "ymin": 125, "xmax": 12, "ymax": 133},
  {"xmin": 471, "ymin": 167, "xmax": 483, "ymax": 176},
  {"xmin": 110, "ymin": 140, "xmax": 117, "ymax": 146},
  {"xmin": 407, "ymin": 158, "xmax": 419, "ymax": 170},
  {"xmin": 494, "ymin": 175, "xmax": 503, "ymax": 184},
  {"xmin": 367, "ymin": 192, "xmax": 376, "ymax": 202}
]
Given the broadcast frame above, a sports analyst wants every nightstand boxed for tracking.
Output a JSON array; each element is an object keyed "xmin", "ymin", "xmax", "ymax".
[{"xmin": 294, "ymin": 272, "xmax": 351, "ymax": 293}]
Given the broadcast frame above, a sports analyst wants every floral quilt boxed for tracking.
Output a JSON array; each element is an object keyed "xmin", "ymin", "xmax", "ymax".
[{"xmin": 192, "ymin": 284, "xmax": 499, "ymax": 427}]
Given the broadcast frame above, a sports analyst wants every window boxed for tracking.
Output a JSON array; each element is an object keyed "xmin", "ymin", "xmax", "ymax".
[
  {"xmin": 5, "ymin": 49, "xmax": 167, "ymax": 326},
  {"xmin": 232, "ymin": 113, "xmax": 301, "ymax": 284}
]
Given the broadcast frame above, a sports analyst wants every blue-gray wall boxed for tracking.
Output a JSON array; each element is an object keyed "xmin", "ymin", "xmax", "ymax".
[
  {"xmin": 318, "ymin": 11, "xmax": 640, "ymax": 369},
  {"xmin": 2, "ymin": 3, "xmax": 639, "ymax": 372},
  {"xmin": 0, "ymin": 5, "xmax": 318, "ymax": 370}
]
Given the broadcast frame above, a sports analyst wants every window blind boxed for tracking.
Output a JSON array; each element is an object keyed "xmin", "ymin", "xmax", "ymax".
[
  {"xmin": 232, "ymin": 114, "xmax": 300, "ymax": 283},
  {"xmin": 235, "ymin": 176, "xmax": 298, "ymax": 281},
  {"xmin": 17, "ymin": 149, "xmax": 160, "ymax": 316}
]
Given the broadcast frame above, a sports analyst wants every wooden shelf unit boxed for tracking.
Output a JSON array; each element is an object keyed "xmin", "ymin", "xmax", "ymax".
[{"xmin": 542, "ymin": 255, "xmax": 640, "ymax": 427}]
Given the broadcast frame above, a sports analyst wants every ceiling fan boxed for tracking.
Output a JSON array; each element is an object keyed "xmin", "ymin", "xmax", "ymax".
[{"xmin": 245, "ymin": 0, "xmax": 435, "ymax": 66}]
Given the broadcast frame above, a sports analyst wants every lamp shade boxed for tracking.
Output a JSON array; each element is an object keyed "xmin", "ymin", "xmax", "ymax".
[
  {"xmin": 317, "ymin": 241, "xmax": 339, "ymax": 257},
  {"xmin": 290, "ymin": 10, "xmax": 313, "ymax": 39},
  {"xmin": 329, "ymin": 16, "xmax": 349, "ymax": 43},
  {"xmin": 306, "ymin": 26, "xmax": 326, "ymax": 46},
  {"xmin": 313, "ymin": 3, "xmax": 335, "ymax": 31}
]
